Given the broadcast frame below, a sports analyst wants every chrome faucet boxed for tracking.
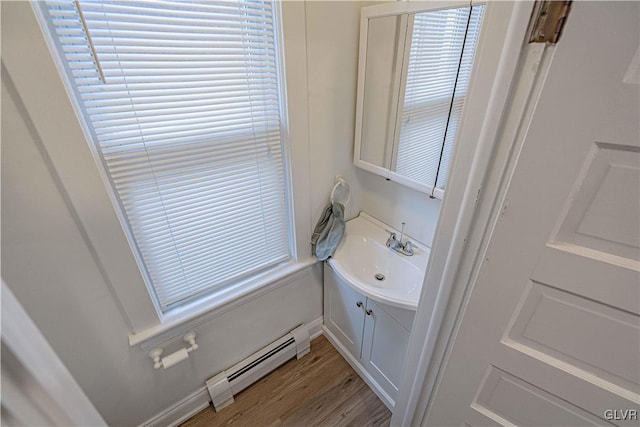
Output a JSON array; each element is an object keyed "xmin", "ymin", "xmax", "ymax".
[{"xmin": 385, "ymin": 222, "xmax": 414, "ymax": 256}]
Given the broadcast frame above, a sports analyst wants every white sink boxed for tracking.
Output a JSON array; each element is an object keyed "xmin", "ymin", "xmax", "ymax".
[{"xmin": 327, "ymin": 213, "xmax": 430, "ymax": 310}]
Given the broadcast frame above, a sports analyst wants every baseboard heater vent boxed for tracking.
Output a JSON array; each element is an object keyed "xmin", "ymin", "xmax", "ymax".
[{"xmin": 205, "ymin": 324, "xmax": 310, "ymax": 411}]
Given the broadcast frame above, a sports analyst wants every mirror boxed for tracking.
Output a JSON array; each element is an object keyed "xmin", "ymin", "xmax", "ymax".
[{"xmin": 354, "ymin": 2, "xmax": 485, "ymax": 198}]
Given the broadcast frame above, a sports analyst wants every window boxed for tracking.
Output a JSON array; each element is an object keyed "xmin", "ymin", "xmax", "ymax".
[
  {"xmin": 41, "ymin": 0, "xmax": 292, "ymax": 312},
  {"xmin": 395, "ymin": 5, "xmax": 484, "ymax": 193}
]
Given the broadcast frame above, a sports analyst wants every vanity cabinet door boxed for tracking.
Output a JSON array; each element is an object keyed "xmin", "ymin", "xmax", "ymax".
[
  {"xmin": 323, "ymin": 264, "xmax": 366, "ymax": 358},
  {"xmin": 361, "ymin": 299, "xmax": 412, "ymax": 403}
]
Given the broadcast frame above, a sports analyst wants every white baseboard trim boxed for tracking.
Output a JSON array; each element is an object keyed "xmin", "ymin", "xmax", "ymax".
[
  {"xmin": 139, "ymin": 317, "xmax": 324, "ymax": 427},
  {"xmin": 307, "ymin": 316, "xmax": 324, "ymax": 341},
  {"xmin": 322, "ymin": 325, "xmax": 394, "ymax": 411}
]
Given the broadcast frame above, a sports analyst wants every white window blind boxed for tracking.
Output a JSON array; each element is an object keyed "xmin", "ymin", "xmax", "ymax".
[
  {"xmin": 395, "ymin": 5, "xmax": 484, "ymax": 192},
  {"xmin": 42, "ymin": 0, "xmax": 292, "ymax": 311}
]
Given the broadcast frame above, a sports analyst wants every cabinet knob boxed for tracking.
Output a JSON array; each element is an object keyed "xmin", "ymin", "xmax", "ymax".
[
  {"xmin": 365, "ymin": 309, "xmax": 373, "ymax": 316},
  {"xmin": 356, "ymin": 301, "xmax": 363, "ymax": 308}
]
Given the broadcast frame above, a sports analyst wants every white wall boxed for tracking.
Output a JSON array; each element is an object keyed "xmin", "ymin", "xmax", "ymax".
[
  {"xmin": 359, "ymin": 171, "xmax": 441, "ymax": 247},
  {"xmin": 1, "ymin": 1, "xmax": 441, "ymax": 425},
  {"xmin": 305, "ymin": 0, "xmax": 369, "ymax": 223},
  {"xmin": 305, "ymin": 0, "xmax": 441, "ymax": 247}
]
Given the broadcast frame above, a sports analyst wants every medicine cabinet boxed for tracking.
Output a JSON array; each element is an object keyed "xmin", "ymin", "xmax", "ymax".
[{"xmin": 353, "ymin": 1, "xmax": 485, "ymax": 198}]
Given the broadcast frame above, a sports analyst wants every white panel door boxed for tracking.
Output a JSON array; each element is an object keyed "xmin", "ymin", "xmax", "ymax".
[{"xmin": 427, "ymin": 2, "xmax": 640, "ymax": 426}]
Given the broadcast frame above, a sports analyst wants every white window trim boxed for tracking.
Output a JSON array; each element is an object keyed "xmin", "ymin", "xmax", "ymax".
[
  {"xmin": 28, "ymin": 0, "xmax": 313, "ymax": 343},
  {"xmin": 129, "ymin": 258, "xmax": 317, "ymax": 347}
]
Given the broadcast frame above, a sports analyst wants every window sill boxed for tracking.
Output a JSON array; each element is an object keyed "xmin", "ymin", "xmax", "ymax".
[{"xmin": 128, "ymin": 257, "xmax": 318, "ymax": 348}]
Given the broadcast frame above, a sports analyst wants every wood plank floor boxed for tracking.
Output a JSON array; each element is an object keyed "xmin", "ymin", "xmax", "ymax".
[{"xmin": 180, "ymin": 335, "xmax": 391, "ymax": 427}]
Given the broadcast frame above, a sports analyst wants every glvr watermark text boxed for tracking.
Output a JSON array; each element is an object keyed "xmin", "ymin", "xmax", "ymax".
[{"xmin": 604, "ymin": 409, "xmax": 637, "ymax": 421}]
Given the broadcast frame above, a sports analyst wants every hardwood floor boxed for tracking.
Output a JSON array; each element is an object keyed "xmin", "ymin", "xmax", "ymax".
[{"xmin": 180, "ymin": 335, "xmax": 391, "ymax": 427}]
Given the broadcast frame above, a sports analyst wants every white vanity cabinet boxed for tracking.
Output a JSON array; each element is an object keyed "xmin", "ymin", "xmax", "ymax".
[{"xmin": 323, "ymin": 264, "xmax": 415, "ymax": 409}]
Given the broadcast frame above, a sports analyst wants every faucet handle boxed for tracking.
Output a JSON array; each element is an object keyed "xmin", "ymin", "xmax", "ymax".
[
  {"xmin": 385, "ymin": 230, "xmax": 396, "ymax": 247},
  {"xmin": 404, "ymin": 240, "xmax": 414, "ymax": 254}
]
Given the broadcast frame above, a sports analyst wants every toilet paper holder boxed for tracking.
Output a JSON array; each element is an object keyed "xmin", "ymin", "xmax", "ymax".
[{"xmin": 149, "ymin": 332, "xmax": 198, "ymax": 369}]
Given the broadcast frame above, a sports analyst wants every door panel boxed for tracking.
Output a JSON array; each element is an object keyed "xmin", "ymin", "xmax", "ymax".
[
  {"xmin": 324, "ymin": 264, "xmax": 365, "ymax": 358},
  {"xmin": 427, "ymin": 2, "xmax": 639, "ymax": 426},
  {"xmin": 362, "ymin": 299, "xmax": 412, "ymax": 401},
  {"xmin": 552, "ymin": 142, "xmax": 640, "ymax": 263},
  {"xmin": 503, "ymin": 281, "xmax": 639, "ymax": 396},
  {"xmin": 472, "ymin": 366, "xmax": 610, "ymax": 427}
]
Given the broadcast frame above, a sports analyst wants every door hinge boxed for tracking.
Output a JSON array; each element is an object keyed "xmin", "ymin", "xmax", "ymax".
[{"xmin": 528, "ymin": 1, "xmax": 572, "ymax": 44}]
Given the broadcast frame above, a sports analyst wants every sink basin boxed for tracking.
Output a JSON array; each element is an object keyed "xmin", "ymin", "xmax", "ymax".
[{"xmin": 327, "ymin": 213, "xmax": 430, "ymax": 310}]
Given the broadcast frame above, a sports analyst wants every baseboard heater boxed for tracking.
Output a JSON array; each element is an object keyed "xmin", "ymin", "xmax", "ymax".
[{"xmin": 205, "ymin": 324, "xmax": 310, "ymax": 412}]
